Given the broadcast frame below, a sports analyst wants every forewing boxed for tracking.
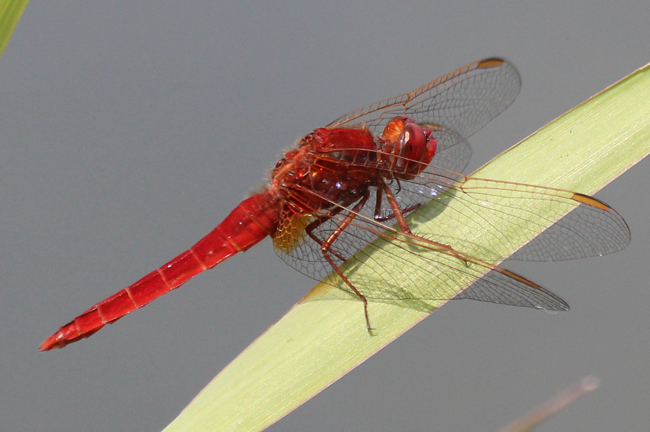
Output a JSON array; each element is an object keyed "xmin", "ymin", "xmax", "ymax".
[
  {"xmin": 387, "ymin": 171, "xmax": 630, "ymax": 262},
  {"xmin": 272, "ymin": 162, "xmax": 629, "ymax": 309},
  {"xmin": 326, "ymin": 58, "xmax": 521, "ymax": 140},
  {"xmin": 285, "ymin": 145, "xmax": 630, "ymax": 265}
]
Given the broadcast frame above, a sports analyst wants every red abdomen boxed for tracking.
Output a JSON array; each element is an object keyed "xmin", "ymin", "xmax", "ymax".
[{"xmin": 39, "ymin": 191, "xmax": 280, "ymax": 350}]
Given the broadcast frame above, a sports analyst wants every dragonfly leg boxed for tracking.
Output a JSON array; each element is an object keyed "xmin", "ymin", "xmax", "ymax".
[
  {"xmin": 307, "ymin": 191, "xmax": 375, "ymax": 333},
  {"xmin": 322, "ymin": 251, "xmax": 374, "ymax": 333},
  {"xmin": 304, "ymin": 208, "xmax": 349, "ymax": 264},
  {"xmin": 373, "ymin": 201, "xmax": 423, "ymax": 223},
  {"xmin": 381, "ymin": 182, "xmax": 413, "ymax": 234},
  {"xmin": 379, "ymin": 183, "xmax": 470, "ymax": 265}
]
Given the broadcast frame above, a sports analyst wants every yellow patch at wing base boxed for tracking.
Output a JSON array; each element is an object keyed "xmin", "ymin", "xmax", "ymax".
[{"xmin": 273, "ymin": 212, "xmax": 313, "ymax": 253}]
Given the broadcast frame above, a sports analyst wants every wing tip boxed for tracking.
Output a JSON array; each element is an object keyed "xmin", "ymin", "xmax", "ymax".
[{"xmin": 477, "ymin": 58, "xmax": 506, "ymax": 69}]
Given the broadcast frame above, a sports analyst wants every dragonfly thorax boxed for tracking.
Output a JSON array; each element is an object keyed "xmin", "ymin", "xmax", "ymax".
[{"xmin": 270, "ymin": 128, "xmax": 380, "ymax": 214}]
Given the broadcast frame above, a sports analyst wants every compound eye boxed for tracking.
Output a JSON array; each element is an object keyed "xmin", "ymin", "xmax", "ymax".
[{"xmin": 398, "ymin": 123, "xmax": 426, "ymax": 161}]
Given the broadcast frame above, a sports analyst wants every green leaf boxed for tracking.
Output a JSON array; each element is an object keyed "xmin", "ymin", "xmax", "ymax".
[
  {"xmin": 163, "ymin": 62, "xmax": 650, "ymax": 432},
  {"xmin": 0, "ymin": 0, "xmax": 28, "ymax": 57}
]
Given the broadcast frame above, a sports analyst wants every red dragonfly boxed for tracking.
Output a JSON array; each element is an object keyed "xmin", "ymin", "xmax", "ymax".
[{"xmin": 40, "ymin": 58, "xmax": 630, "ymax": 351}]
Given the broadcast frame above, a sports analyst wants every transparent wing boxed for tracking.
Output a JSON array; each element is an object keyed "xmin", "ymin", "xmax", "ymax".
[
  {"xmin": 427, "ymin": 128, "xmax": 473, "ymax": 176},
  {"xmin": 327, "ymin": 58, "xmax": 519, "ymax": 175},
  {"xmin": 395, "ymin": 167, "xmax": 630, "ymax": 262},
  {"xmin": 272, "ymin": 153, "xmax": 629, "ymax": 310},
  {"xmin": 327, "ymin": 58, "xmax": 521, "ymax": 139}
]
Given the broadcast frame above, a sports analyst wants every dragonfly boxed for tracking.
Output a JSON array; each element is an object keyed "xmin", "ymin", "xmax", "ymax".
[{"xmin": 40, "ymin": 58, "xmax": 630, "ymax": 351}]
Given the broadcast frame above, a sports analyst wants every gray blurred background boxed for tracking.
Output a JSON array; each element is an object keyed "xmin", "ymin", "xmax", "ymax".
[{"xmin": 2, "ymin": 1, "xmax": 650, "ymax": 431}]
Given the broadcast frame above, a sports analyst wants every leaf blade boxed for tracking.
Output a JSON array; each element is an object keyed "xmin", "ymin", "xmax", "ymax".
[{"xmin": 163, "ymin": 61, "xmax": 650, "ymax": 432}]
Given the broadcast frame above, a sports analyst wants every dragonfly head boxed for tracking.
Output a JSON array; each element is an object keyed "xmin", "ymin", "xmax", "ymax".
[{"xmin": 380, "ymin": 116, "xmax": 437, "ymax": 178}]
